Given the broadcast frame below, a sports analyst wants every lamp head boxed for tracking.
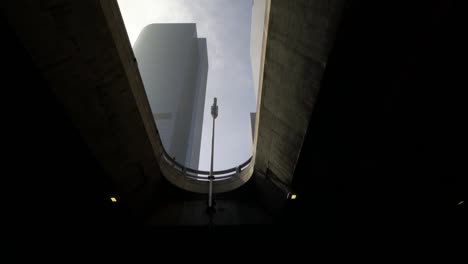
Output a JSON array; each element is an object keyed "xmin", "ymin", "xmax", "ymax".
[{"xmin": 211, "ymin": 97, "xmax": 218, "ymax": 118}]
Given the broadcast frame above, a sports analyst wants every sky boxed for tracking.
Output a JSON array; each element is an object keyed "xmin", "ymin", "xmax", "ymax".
[{"xmin": 117, "ymin": 0, "xmax": 258, "ymax": 170}]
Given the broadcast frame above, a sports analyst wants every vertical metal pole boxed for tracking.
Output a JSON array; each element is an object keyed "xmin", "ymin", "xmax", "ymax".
[
  {"xmin": 208, "ymin": 117, "xmax": 215, "ymax": 207},
  {"xmin": 208, "ymin": 98, "xmax": 218, "ymax": 209}
]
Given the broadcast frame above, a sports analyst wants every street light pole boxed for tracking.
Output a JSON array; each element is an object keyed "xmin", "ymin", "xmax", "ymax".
[{"xmin": 208, "ymin": 97, "xmax": 218, "ymax": 210}]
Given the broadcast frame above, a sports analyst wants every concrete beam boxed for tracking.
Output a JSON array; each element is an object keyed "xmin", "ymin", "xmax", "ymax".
[
  {"xmin": 254, "ymin": 0, "xmax": 345, "ymax": 189},
  {"xmin": 2, "ymin": 0, "xmax": 162, "ymax": 214}
]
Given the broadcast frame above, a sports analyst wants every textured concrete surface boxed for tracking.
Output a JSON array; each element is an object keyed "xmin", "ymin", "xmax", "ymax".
[
  {"xmin": 3, "ymin": 0, "xmax": 162, "ymax": 214},
  {"xmin": 254, "ymin": 0, "xmax": 345, "ymax": 191}
]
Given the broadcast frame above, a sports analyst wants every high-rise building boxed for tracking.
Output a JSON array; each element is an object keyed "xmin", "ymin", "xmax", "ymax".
[
  {"xmin": 134, "ymin": 24, "xmax": 208, "ymax": 169},
  {"xmin": 250, "ymin": 112, "xmax": 256, "ymax": 141}
]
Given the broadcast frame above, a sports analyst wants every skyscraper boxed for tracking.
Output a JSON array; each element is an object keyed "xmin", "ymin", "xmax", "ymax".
[
  {"xmin": 134, "ymin": 24, "xmax": 208, "ymax": 169},
  {"xmin": 250, "ymin": 112, "xmax": 256, "ymax": 141}
]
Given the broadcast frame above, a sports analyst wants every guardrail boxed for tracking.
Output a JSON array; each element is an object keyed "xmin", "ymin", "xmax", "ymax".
[{"xmin": 160, "ymin": 147, "xmax": 252, "ymax": 182}]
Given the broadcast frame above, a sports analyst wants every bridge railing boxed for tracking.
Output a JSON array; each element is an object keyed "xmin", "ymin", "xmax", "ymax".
[{"xmin": 160, "ymin": 147, "xmax": 252, "ymax": 181}]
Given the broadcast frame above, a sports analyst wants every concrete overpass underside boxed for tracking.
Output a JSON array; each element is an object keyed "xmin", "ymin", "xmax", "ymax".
[
  {"xmin": 4, "ymin": 0, "xmax": 464, "ymax": 239},
  {"xmin": 3, "ymin": 0, "xmax": 344, "ymax": 226}
]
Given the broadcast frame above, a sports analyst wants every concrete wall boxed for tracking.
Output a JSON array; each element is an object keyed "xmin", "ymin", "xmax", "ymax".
[
  {"xmin": 254, "ymin": 0, "xmax": 345, "ymax": 191},
  {"xmin": 2, "ymin": 0, "xmax": 169, "ymax": 215},
  {"xmin": 250, "ymin": 0, "xmax": 267, "ymax": 102}
]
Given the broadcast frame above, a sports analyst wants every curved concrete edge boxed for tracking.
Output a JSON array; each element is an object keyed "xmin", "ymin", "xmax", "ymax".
[
  {"xmin": 159, "ymin": 151, "xmax": 254, "ymax": 194},
  {"xmin": 100, "ymin": 1, "xmax": 254, "ymax": 194},
  {"xmin": 252, "ymin": 0, "xmax": 271, "ymax": 161}
]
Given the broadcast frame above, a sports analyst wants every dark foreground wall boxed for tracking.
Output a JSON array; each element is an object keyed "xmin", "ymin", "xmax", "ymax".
[{"xmin": 288, "ymin": 0, "xmax": 467, "ymax": 241}]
